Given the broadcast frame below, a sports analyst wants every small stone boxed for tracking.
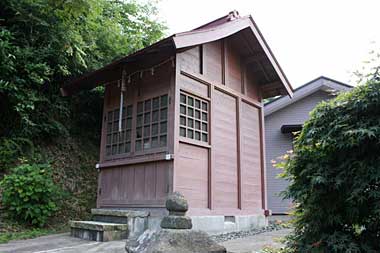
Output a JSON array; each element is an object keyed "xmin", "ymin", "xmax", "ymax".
[
  {"xmin": 161, "ymin": 215, "xmax": 192, "ymax": 229},
  {"xmin": 165, "ymin": 192, "xmax": 188, "ymax": 212}
]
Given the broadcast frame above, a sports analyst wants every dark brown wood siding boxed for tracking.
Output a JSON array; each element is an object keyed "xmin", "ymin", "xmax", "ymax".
[
  {"xmin": 98, "ymin": 160, "xmax": 172, "ymax": 207},
  {"xmin": 99, "ymin": 62, "xmax": 173, "ymax": 164},
  {"xmin": 97, "ymin": 61, "xmax": 174, "ymax": 207}
]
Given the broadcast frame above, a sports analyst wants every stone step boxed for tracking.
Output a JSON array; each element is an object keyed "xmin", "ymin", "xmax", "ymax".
[
  {"xmin": 91, "ymin": 209, "xmax": 149, "ymax": 239},
  {"xmin": 91, "ymin": 208, "xmax": 149, "ymax": 223},
  {"xmin": 70, "ymin": 221, "xmax": 128, "ymax": 242}
]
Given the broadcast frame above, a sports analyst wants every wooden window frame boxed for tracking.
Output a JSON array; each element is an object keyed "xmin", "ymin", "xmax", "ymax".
[
  {"xmin": 134, "ymin": 94, "xmax": 169, "ymax": 153},
  {"xmin": 179, "ymin": 91, "xmax": 209, "ymax": 144},
  {"xmin": 105, "ymin": 105, "xmax": 133, "ymax": 158}
]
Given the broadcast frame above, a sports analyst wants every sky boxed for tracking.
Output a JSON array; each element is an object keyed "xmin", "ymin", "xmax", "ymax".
[{"xmin": 157, "ymin": 0, "xmax": 380, "ymax": 88}]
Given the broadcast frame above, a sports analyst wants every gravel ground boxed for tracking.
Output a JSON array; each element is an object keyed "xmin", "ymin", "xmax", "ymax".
[
  {"xmin": 211, "ymin": 223, "xmax": 286, "ymax": 242},
  {"xmin": 221, "ymin": 228, "xmax": 292, "ymax": 253}
]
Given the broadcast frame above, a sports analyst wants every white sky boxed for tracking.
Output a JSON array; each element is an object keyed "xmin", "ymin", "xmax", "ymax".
[{"xmin": 157, "ymin": 0, "xmax": 380, "ymax": 88}]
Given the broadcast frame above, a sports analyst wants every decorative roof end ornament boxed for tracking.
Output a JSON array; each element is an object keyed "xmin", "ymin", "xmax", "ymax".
[{"xmin": 228, "ymin": 10, "xmax": 240, "ymax": 21}]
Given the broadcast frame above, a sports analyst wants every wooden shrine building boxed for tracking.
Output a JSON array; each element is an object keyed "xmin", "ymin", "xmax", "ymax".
[{"xmin": 62, "ymin": 11, "xmax": 293, "ymax": 233}]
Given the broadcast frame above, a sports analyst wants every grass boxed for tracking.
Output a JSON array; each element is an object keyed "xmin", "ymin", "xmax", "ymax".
[
  {"xmin": 0, "ymin": 222, "xmax": 69, "ymax": 244},
  {"xmin": 261, "ymin": 246, "xmax": 283, "ymax": 253}
]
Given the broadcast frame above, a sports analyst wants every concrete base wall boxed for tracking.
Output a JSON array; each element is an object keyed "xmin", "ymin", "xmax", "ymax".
[
  {"xmin": 191, "ymin": 215, "xmax": 267, "ymax": 234},
  {"xmin": 146, "ymin": 214, "xmax": 267, "ymax": 234},
  {"xmin": 92, "ymin": 215, "xmax": 147, "ymax": 239},
  {"xmin": 70, "ymin": 227, "xmax": 128, "ymax": 242},
  {"xmin": 91, "ymin": 208, "xmax": 267, "ymax": 235}
]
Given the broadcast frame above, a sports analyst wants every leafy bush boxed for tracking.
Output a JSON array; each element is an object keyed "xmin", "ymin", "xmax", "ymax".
[
  {"xmin": 0, "ymin": 138, "xmax": 33, "ymax": 171},
  {"xmin": 281, "ymin": 76, "xmax": 380, "ymax": 252},
  {"xmin": 0, "ymin": 163, "xmax": 61, "ymax": 227}
]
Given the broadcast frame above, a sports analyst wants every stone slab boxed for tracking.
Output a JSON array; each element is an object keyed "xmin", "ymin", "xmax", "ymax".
[
  {"xmin": 70, "ymin": 221, "xmax": 128, "ymax": 231},
  {"xmin": 91, "ymin": 208, "xmax": 149, "ymax": 218}
]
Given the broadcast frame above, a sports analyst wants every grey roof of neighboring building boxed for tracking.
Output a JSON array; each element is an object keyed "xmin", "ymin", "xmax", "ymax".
[{"xmin": 264, "ymin": 76, "xmax": 353, "ymax": 116}]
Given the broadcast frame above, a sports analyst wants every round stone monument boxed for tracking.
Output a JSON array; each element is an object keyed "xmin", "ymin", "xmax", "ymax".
[{"xmin": 160, "ymin": 191, "xmax": 192, "ymax": 229}]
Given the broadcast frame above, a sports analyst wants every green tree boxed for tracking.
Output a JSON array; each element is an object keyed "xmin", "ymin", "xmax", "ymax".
[
  {"xmin": 0, "ymin": 0, "xmax": 166, "ymax": 168},
  {"xmin": 281, "ymin": 72, "xmax": 380, "ymax": 252}
]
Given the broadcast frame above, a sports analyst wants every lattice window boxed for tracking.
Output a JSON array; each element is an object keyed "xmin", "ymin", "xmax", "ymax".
[
  {"xmin": 106, "ymin": 105, "xmax": 133, "ymax": 156},
  {"xmin": 179, "ymin": 92, "xmax": 209, "ymax": 142},
  {"xmin": 135, "ymin": 94, "xmax": 168, "ymax": 151}
]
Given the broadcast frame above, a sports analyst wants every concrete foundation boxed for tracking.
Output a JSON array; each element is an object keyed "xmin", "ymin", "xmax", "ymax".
[
  {"xmin": 191, "ymin": 215, "xmax": 267, "ymax": 234},
  {"xmin": 144, "ymin": 214, "xmax": 267, "ymax": 234},
  {"xmin": 72, "ymin": 208, "xmax": 268, "ymax": 241}
]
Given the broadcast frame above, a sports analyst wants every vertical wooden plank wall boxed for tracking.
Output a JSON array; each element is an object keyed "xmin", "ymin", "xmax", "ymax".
[
  {"xmin": 98, "ymin": 161, "xmax": 172, "ymax": 207},
  {"xmin": 213, "ymin": 89, "xmax": 238, "ymax": 209},
  {"xmin": 240, "ymin": 101, "xmax": 262, "ymax": 210},
  {"xmin": 175, "ymin": 39, "xmax": 264, "ymax": 215},
  {"xmin": 97, "ymin": 63, "xmax": 175, "ymax": 208},
  {"xmin": 175, "ymin": 47, "xmax": 210, "ymax": 210}
]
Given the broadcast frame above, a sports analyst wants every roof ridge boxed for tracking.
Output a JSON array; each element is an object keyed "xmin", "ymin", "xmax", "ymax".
[
  {"xmin": 190, "ymin": 10, "xmax": 242, "ymax": 32},
  {"xmin": 265, "ymin": 76, "xmax": 352, "ymax": 106}
]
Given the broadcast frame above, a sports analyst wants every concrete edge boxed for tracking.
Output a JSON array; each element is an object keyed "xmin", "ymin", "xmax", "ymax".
[
  {"xmin": 91, "ymin": 209, "xmax": 150, "ymax": 218},
  {"xmin": 69, "ymin": 221, "xmax": 128, "ymax": 231}
]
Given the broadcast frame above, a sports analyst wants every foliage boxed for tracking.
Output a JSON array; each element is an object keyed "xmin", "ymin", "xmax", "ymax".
[
  {"xmin": 0, "ymin": 137, "xmax": 33, "ymax": 171},
  {"xmin": 280, "ymin": 73, "xmax": 380, "ymax": 252},
  {"xmin": 0, "ymin": 0, "xmax": 166, "ymax": 167},
  {"xmin": 352, "ymin": 43, "xmax": 380, "ymax": 85},
  {"xmin": 0, "ymin": 163, "xmax": 62, "ymax": 227},
  {"xmin": 0, "ymin": 0, "xmax": 165, "ymax": 232}
]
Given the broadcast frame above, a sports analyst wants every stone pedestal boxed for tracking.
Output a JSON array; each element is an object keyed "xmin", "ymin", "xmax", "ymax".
[
  {"xmin": 160, "ymin": 191, "xmax": 192, "ymax": 229},
  {"xmin": 125, "ymin": 192, "xmax": 226, "ymax": 253}
]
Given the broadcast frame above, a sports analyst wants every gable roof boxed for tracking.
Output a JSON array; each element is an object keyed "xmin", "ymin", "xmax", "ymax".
[
  {"xmin": 264, "ymin": 76, "xmax": 353, "ymax": 116},
  {"xmin": 61, "ymin": 11, "xmax": 293, "ymax": 98}
]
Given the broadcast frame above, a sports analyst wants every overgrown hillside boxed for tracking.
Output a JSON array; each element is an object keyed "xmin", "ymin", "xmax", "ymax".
[{"xmin": 0, "ymin": 0, "xmax": 166, "ymax": 237}]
